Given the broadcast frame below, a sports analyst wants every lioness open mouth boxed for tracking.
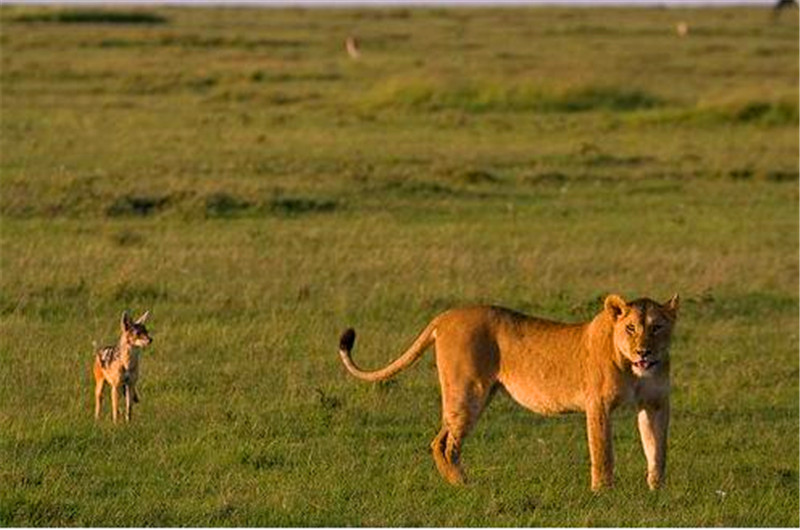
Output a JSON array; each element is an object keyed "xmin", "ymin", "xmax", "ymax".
[{"xmin": 634, "ymin": 360, "xmax": 658, "ymax": 370}]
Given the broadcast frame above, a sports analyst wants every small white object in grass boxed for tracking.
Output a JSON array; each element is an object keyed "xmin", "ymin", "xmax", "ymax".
[{"xmin": 345, "ymin": 36, "xmax": 361, "ymax": 59}]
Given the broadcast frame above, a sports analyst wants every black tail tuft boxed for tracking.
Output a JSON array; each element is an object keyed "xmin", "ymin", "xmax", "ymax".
[{"xmin": 339, "ymin": 328, "xmax": 356, "ymax": 352}]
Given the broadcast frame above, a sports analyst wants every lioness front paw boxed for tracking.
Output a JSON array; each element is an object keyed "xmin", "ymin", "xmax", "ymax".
[
  {"xmin": 647, "ymin": 472, "xmax": 663, "ymax": 490},
  {"xmin": 590, "ymin": 474, "xmax": 614, "ymax": 492}
]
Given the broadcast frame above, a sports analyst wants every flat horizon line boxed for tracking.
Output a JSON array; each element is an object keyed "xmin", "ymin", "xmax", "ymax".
[{"xmin": 0, "ymin": 0, "xmax": 781, "ymax": 6}]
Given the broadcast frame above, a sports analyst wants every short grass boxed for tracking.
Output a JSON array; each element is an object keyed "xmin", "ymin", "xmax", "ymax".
[{"xmin": 0, "ymin": 5, "xmax": 798, "ymax": 527}]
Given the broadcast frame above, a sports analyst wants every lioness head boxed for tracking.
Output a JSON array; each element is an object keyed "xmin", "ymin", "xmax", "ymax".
[{"xmin": 604, "ymin": 294, "xmax": 679, "ymax": 377}]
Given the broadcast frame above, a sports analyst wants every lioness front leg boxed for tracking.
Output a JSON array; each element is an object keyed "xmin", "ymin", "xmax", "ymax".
[
  {"xmin": 637, "ymin": 399, "xmax": 669, "ymax": 490},
  {"xmin": 586, "ymin": 403, "xmax": 614, "ymax": 491}
]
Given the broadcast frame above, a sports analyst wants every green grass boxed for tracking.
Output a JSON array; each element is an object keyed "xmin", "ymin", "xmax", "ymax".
[
  {"xmin": 363, "ymin": 78, "xmax": 665, "ymax": 113},
  {"xmin": 0, "ymin": 5, "xmax": 798, "ymax": 527}
]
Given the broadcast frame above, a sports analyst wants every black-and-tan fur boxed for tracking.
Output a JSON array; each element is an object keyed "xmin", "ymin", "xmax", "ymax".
[{"xmin": 93, "ymin": 311, "xmax": 152, "ymax": 423}]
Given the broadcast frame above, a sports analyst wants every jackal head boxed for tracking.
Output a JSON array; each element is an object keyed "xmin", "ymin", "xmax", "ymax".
[{"xmin": 121, "ymin": 310, "xmax": 153, "ymax": 348}]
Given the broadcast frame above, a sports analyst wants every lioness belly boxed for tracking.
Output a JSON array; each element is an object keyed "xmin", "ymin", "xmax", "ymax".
[{"xmin": 500, "ymin": 376, "xmax": 584, "ymax": 416}]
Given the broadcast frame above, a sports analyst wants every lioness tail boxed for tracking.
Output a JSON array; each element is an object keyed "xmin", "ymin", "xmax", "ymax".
[{"xmin": 338, "ymin": 320, "xmax": 437, "ymax": 382}]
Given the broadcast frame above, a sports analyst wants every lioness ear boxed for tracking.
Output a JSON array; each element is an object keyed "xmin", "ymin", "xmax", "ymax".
[
  {"xmin": 135, "ymin": 310, "xmax": 150, "ymax": 325},
  {"xmin": 604, "ymin": 294, "xmax": 628, "ymax": 320},
  {"xmin": 120, "ymin": 311, "xmax": 133, "ymax": 332},
  {"xmin": 664, "ymin": 293, "xmax": 680, "ymax": 318}
]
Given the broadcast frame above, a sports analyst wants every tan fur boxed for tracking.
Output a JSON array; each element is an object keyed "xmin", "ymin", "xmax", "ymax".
[
  {"xmin": 93, "ymin": 311, "xmax": 152, "ymax": 424},
  {"xmin": 339, "ymin": 294, "xmax": 679, "ymax": 490}
]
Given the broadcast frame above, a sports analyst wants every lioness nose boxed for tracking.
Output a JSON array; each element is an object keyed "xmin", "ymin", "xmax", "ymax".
[{"xmin": 637, "ymin": 349, "xmax": 651, "ymax": 358}]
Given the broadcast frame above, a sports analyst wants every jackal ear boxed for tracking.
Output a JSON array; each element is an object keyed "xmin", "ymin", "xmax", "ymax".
[
  {"xmin": 135, "ymin": 310, "xmax": 150, "ymax": 325},
  {"xmin": 604, "ymin": 294, "xmax": 628, "ymax": 320},
  {"xmin": 121, "ymin": 311, "xmax": 133, "ymax": 331},
  {"xmin": 664, "ymin": 293, "xmax": 680, "ymax": 319}
]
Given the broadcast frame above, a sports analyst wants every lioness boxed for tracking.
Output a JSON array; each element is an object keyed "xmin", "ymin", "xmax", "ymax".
[{"xmin": 338, "ymin": 293, "xmax": 679, "ymax": 491}]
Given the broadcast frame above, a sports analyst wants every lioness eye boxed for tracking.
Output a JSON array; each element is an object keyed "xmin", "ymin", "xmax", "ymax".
[
  {"xmin": 652, "ymin": 324, "xmax": 663, "ymax": 334},
  {"xmin": 625, "ymin": 324, "xmax": 636, "ymax": 334}
]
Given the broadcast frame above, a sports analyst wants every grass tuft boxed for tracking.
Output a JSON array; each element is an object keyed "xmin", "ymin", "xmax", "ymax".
[
  {"xmin": 106, "ymin": 194, "xmax": 171, "ymax": 217},
  {"xmin": 724, "ymin": 100, "xmax": 799, "ymax": 125},
  {"xmin": 111, "ymin": 281, "xmax": 168, "ymax": 304},
  {"xmin": 363, "ymin": 78, "xmax": 664, "ymax": 114},
  {"xmin": 547, "ymin": 85, "xmax": 664, "ymax": 112},
  {"xmin": 10, "ymin": 9, "xmax": 167, "ymax": 25},
  {"xmin": 204, "ymin": 192, "xmax": 252, "ymax": 219},
  {"xmin": 631, "ymin": 98, "xmax": 799, "ymax": 127},
  {"xmin": 267, "ymin": 196, "xmax": 338, "ymax": 217}
]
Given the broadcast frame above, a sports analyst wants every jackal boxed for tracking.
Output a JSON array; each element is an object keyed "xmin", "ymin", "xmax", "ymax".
[{"xmin": 93, "ymin": 311, "xmax": 152, "ymax": 423}]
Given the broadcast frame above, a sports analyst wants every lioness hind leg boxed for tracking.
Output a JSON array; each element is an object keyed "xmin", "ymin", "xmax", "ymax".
[
  {"xmin": 431, "ymin": 425, "xmax": 467, "ymax": 485},
  {"xmin": 433, "ymin": 384, "xmax": 493, "ymax": 485},
  {"xmin": 431, "ymin": 427, "xmax": 461, "ymax": 484}
]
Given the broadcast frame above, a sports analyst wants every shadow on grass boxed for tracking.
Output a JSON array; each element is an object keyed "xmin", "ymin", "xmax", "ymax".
[
  {"xmin": 204, "ymin": 192, "xmax": 338, "ymax": 219},
  {"xmin": 684, "ymin": 290, "xmax": 798, "ymax": 320},
  {"xmin": 10, "ymin": 9, "xmax": 168, "ymax": 25},
  {"xmin": 204, "ymin": 192, "xmax": 252, "ymax": 219},
  {"xmin": 631, "ymin": 99, "xmax": 799, "ymax": 127},
  {"xmin": 268, "ymin": 196, "xmax": 337, "ymax": 217},
  {"xmin": 365, "ymin": 79, "xmax": 664, "ymax": 114},
  {"xmin": 106, "ymin": 194, "xmax": 171, "ymax": 217}
]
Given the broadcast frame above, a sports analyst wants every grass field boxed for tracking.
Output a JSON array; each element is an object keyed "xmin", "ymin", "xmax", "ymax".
[{"xmin": 0, "ymin": 4, "xmax": 798, "ymax": 526}]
